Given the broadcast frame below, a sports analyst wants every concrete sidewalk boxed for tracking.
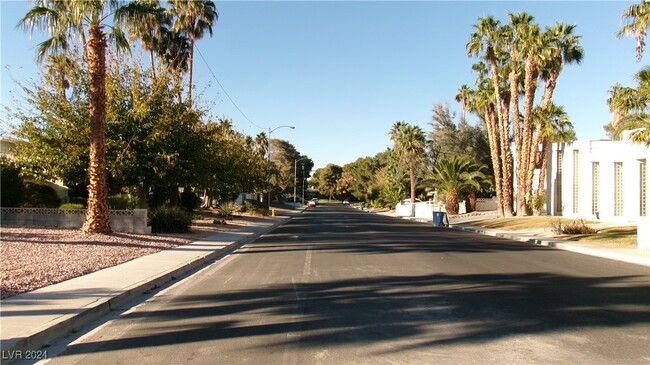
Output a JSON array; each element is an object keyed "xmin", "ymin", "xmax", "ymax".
[{"xmin": 0, "ymin": 216, "xmax": 290, "ymax": 364}]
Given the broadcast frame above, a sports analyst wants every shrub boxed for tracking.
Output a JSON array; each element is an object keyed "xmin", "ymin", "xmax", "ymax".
[
  {"xmin": 23, "ymin": 181, "xmax": 60, "ymax": 208},
  {"xmin": 108, "ymin": 194, "xmax": 137, "ymax": 210},
  {"xmin": 552, "ymin": 219, "xmax": 596, "ymax": 235},
  {"xmin": 242, "ymin": 199, "xmax": 267, "ymax": 216},
  {"xmin": 148, "ymin": 206, "xmax": 193, "ymax": 233},
  {"xmin": 528, "ymin": 190, "xmax": 546, "ymax": 214},
  {"xmin": 60, "ymin": 203, "xmax": 84, "ymax": 210},
  {"xmin": 0, "ymin": 158, "xmax": 24, "ymax": 207},
  {"xmin": 69, "ymin": 196, "xmax": 86, "ymax": 206},
  {"xmin": 218, "ymin": 201, "xmax": 238, "ymax": 220},
  {"xmin": 180, "ymin": 188, "xmax": 202, "ymax": 212}
]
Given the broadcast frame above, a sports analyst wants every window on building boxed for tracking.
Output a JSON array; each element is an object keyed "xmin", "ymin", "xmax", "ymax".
[
  {"xmin": 641, "ymin": 160, "xmax": 647, "ymax": 217},
  {"xmin": 592, "ymin": 162, "xmax": 599, "ymax": 215},
  {"xmin": 573, "ymin": 150, "xmax": 579, "ymax": 214},
  {"xmin": 614, "ymin": 162, "xmax": 623, "ymax": 216}
]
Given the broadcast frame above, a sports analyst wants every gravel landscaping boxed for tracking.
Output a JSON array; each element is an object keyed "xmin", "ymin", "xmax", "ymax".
[{"xmin": 0, "ymin": 212, "xmax": 268, "ymax": 299}]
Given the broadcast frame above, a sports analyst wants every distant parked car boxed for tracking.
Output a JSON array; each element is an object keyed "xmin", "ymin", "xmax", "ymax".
[
  {"xmin": 307, "ymin": 200, "xmax": 317, "ymax": 207},
  {"xmin": 342, "ymin": 200, "xmax": 350, "ymax": 205}
]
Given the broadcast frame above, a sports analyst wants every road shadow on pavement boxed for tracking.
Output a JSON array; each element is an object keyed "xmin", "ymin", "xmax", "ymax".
[{"xmin": 52, "ymin": 207, "xmax": 650, "ymax": 362}]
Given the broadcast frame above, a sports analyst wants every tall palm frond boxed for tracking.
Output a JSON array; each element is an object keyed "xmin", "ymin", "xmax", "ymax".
[{"xmin": 617, "ymin": 1, "xmax": 650, "ymax": 62}]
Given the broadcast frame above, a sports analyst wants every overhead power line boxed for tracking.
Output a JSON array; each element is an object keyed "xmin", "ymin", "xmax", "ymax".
[{"xmin": 195, "ymin": 44, "xmax": 265, "ymax": 131}]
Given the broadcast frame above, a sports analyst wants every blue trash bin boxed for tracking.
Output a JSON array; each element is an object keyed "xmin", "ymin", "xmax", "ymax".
[{"xmin": 433, "ymin": 211, "xmax": 447, "ymax": 227}]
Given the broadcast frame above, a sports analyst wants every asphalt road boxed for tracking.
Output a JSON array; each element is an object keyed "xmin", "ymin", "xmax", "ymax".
[{"xmin": 46, "ymin": 204, "xmax": 649, "ymax": 364}]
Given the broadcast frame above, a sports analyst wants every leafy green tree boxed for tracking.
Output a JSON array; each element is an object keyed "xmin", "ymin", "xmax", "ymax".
[
  {"xmin": 10, "ymin": 52, "xmax": 90, "ymax": 187},
  {"xmin": 0, "ymin": 157, "xmax": 25, "ymax": 207},
  {"xmin": 343, "ymin": 156, "xmax": 382, "ymax": 202},
  {"xmin": 428, "ymin": 102, "xmax": 490, "ymax": 168},
  {"xmin": 389, "ymin": 121, "xmax": 426, "ymax": 216},
  {"xmin": 336, "ymin": 171, "xmax": 355, "ymax": 201},
  {"xmin": 310, "ymin": 164, "xmax": 342, "ymax": 200}
]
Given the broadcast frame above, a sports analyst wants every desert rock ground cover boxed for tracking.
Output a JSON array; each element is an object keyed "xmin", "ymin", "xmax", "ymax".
[{"xmin": 0, "ymin": 210, "xmax": 267, "ymax": 299}]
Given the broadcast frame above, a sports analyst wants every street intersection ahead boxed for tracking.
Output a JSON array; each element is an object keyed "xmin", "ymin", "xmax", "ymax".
[{"xmin": 46, "ymin": 204, "xmax": 649, "ymax": 364}]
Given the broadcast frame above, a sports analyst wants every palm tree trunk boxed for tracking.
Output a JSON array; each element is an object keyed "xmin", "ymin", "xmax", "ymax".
[
  {"xmin": 537, "ymin": 137, "xmax": 549, "ymax": 193},
  {"xmin": 446, "ymin": 192, "xmax": 459, "ymax": 215},
  {"xmin": 510, "ymin": 70, "xmax": 527, "ymax": 216},
  {"xmin": 82, "ymin": 25, "xmax": 111, "ymax": 234},
  {"xmin": 487, "ymin": 49, "xmax": 513, "ymax": 217},
  {"xmin": 540, "ymin": 70, "xmax": 559, "ymax": 110},
  {"xmin": 499, "ymin": 97, "xmax": 514, "ymax": 217},
  {"xmin": 520, "ymin": 53, "xmax": 537, "ymax": 216},
  {"xmin": 187, "ymin": 38, "xmax": 194, "ymax": 106},
  {"xmin": 409, "ymin": 160, "xmax": 416, "ymax": 217},
  {"xmin": 485, "ymin": 105, "xmax": 504, "ymax": 217},
  {"xmin": 467, "ymin": 190, "xmax": 477, "ymax": 213},
  {"xmin": 149, "ymin": 48, "xmax": 157, "ymax": 83},
  {"xmin": 173, "ymin": 70, "xmax": 182, "ymax": 103}
]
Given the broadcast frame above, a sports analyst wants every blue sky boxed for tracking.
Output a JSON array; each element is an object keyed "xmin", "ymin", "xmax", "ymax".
[{"xmin": 0, "ymin": 1, "xmax": 641, "ymax": 170}]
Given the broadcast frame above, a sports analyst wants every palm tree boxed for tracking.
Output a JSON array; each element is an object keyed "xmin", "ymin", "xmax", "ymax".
[
  {"xmin": 168, "ymin": 0, "xmax": 218, "ymax": 106},
  {"xmin": 118, "ymin": 0, "xmax": 170, "ymax": 83},
  {"xmin": 468, "ymin": 16, "xmax": 514, "ymax": 217},
  {"xmin": 505, "ymin": 12, "xmax": 534, "ymax": 215},
  {"xmin": 607, "ymin": 66, "xmax": 650, "ymax": 146},
  {"xmin": 609, "ymin": 66, "xmax": 650, "ymax": 146},
  {"xmin": 430, "ymin": 156, "xmax": 486, "ymax": 215},
  {"xmin": 44, "ymin": 53, "xmax": 76, "ymax": 99},
  {"xmin": 607, "ymin": 83, "xmax": 641, "ymax": 129},
  {"xmin": 539, "ymin": 23, "xmax": 584, "ymax": 110},
  {"xmin": 19, "ymin": 0, "xmax": 141, "ymax": 234},
  {"xmin": 533, "ymin": 103, "xmax": 576, "ymax": 202},
  {"xmin": 389, "ymin": 121, "xmax": 426, "ymax": 217},
  {"xmin": 612, "ymin": 115, "xmax": 650, "ymax": 146},
  {"xmin": 466, "ymin": 79, "xmax": 506, "ymax": 217},
  {"xmin": 519, "ymin": 20, "xmax": 544, "ymax": 216},
  {"xmin": 455, "ymin": 84, "xmax": 472, "ymax": 122},
  {"xmin": 159, "ymin": 28, "xmax": 190, "ymax": 103},
  {"xmin": 617, "ymin": 1, "xmax": 650, "ymax": 62}
]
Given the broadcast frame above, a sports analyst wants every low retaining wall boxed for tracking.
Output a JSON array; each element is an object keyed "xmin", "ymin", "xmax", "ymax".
[
  {"xmin": 476, "ymin": 197, "xmax": 498, "ymax": 211},
  {"xmin": 0, "ymin": 208, "xmax": 152, "ymax": 234}
]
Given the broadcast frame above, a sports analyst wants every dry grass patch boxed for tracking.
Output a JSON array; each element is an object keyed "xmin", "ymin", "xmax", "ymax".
[
  {"xmin": 468, "ymin": 216, "xmax": 591, "ymax": 230},
  {"xmin": 560, "ymin": 226, "xmax": 637, "ymax": 248},
  {"xmin": 468, "ymin": 216, "xmax": 637, "ymax": 248}
]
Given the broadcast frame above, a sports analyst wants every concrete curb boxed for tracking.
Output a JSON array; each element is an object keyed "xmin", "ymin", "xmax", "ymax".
[{"xmin": 0, "ymin": 217, "xmax": 290, "ymax": 364}]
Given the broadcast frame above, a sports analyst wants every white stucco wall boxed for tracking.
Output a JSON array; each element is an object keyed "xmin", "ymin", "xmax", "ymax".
[{"xmin": 551, "ymin": 135, "xmax": 648, "ymax": 223}]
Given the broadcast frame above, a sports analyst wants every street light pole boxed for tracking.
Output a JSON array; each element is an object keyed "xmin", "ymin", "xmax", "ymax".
[
  {"xmin": 294, "ymin": 157, "xmax": 307, "ymax": 208},
  {"xmin": 267, "ymin": 125, "xmax": 295, "ymax": 212},
  {"xmin": 301, "ymin": 165, "xmax": 305, "ymax": 205}
]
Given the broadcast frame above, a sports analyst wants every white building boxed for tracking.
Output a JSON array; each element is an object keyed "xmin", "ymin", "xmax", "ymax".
[{"xmin": 546, "ymin": 131, "xmax": 648, "ymax": 223}]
